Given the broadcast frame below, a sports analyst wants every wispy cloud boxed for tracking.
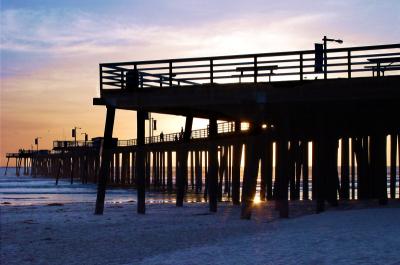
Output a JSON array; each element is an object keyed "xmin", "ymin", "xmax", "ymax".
[{"xmin": 1, "ymin": 9, "xmax": 148, "ymax": 55}]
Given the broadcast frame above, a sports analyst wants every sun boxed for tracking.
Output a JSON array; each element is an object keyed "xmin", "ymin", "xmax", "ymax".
[{"xmin": 253, "ymin": 195, "xmax": 262, "ymax": 204}]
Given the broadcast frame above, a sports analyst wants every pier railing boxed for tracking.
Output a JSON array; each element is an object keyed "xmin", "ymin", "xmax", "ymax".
[
  {"xmin": 53, "ymin": 121, "xmax": 250, "ymax": 149},
  {"xmin": 99, "ymin": 43, "xmax": 400, "ymax": 90}
]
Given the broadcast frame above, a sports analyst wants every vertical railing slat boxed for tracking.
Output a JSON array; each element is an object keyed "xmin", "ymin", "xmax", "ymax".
[
  {"xmin": 347, "ymin": 50, "xmax": 352, "ymax": 79},
  {"xmin": 210, "ymin": 59, "xmax": 214, "ymax": 84},
  {"xmin": 254, "ymin": 56, "xmax": 258, "ymax": 83},
  {"xmin": 300, "ymin": 53, "xmax": 304, "ymax": 81},
  {"xmin": 99, "ymin": 65, "xmax": 103, "ymax": 91},
  {"xmin": 169, "ymin": 62, "xmax": 173, "ymax": 87}
]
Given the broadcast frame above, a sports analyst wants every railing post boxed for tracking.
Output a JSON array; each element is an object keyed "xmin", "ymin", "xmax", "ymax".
[
  {"xmin": 210, "ymin": 59, "xmax": 214, "ymax": 84},
  {"xmin": 323, "ymin": 36, "xmax": 327, "ymax": 80},
  {"xmin": 254, "ymin": 56, "xmax": 258, "ymax": 83},
  {"xmin": 160, "ymin": 76, "xmax": 163, "ymax": 87},
  {"xmin": 169, "ymin": 61, "xmax": 173, "ymax": 87},
  {"xmin": 300, "ymin": 53, "xmax": 304, "ymax": 81},
  {"xmin": 121, "ymin": 70, "xmax": 124, "ymax": 89},
  {"xmin": 99, "ymin": 65, "xmax": 103, "ymax": 91},
  {"xmin": 347, "ymin": 50, "xmax": 351, "ymax": 79}
]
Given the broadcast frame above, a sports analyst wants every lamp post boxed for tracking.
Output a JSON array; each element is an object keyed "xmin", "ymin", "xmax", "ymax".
[{"xmin": 322, "ymin": 36, "xmax": 343, "ymax": 79}]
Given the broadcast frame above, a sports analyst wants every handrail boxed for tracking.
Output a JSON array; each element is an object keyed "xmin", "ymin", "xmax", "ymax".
[
  {"xmin": 101, "ymin": 44, "xmax": 400, "ymax": 66},
  {"xmin": 52, "ymin": 121, "xmax": 248, "ymax": 149},
  {"xmin": 99, "ymin": 43, "xmax": 400, "ymax": 90}
]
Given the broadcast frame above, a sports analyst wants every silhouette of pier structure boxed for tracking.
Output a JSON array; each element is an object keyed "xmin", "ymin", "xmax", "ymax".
[{"xmin": 5, "ymin": 43, "xmax": 400, "ymax": 219}]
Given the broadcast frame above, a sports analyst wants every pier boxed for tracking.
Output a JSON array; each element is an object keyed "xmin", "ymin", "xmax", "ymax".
[{"xmin": 6, "ymin": 43, "xmax": 400, "ymax": 219}]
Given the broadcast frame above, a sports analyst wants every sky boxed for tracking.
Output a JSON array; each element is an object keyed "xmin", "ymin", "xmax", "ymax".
[{"xmin": 1, "ymin": 0, "xmax": 400, "ymax": 166}]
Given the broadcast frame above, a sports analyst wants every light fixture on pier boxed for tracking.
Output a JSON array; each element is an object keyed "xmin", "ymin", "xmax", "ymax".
[{"xmin": 322, "ymin": 36, "xmax": 343, "ymax": 79}]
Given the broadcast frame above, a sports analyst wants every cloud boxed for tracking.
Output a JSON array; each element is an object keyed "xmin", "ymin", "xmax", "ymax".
[
  {"xmin": 0, "ymin": 7, "xmax": 332, "ymax": 58},
  {"xmin": 1, "ymin": 9, "xmax": 150, "ymax": 55}
]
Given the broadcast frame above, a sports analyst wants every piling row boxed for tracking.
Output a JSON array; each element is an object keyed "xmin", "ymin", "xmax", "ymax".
[{"xmin": 6, "ymin": 128, "xmax": 399, "ymax": 219}]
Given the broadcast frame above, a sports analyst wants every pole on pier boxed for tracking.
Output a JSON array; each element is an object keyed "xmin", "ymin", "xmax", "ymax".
[
  {"xmin": 241, "ymin": 123, "xmax": 264, "ymax": 219},
  {"xmin": 4, "ymin": 157, "xmax": 10, "ymax": 176},
  {"xmin": 390, "ymin": 134, "xmax": 397, "ymax": 199},
  {"xmin": 218, "ymin": 146, "xmax": 228, "ymax": 201},
  {"xmin": 302, "ymin": 141, "xmax": 309, "ymax": 200},
  {"xmin": 231, "ymin": 121, "xmax": 242, "ymax": 205},
  {"xmin": 370, "ymin": 133, "xmax": 388, "ymax": 205},
  {"xmin": 351, "ymin": 138, "xmax": 356, "ymax": 199},
  {"xmin": 260, "ymin": 145, "xmax": 267, "ymax": 201},
  {"xmin": 167, "ymin": 151, "xmax": 173, "ymax": 191},
  {"xmin": 326, "ymin": 138, "xmax": 339, "ymax": 207},
  {"xmin": 176, "ymin": 116, "xmax": 193, "ymax": 207},
  {"xmin": 195, "ymin": 151, "xmax": 202, "ymax": 193},
  {"xmin": 314, "ymin": 135, "xmax": 326, "ymax": 213},
  {"xmin": 136, "ymin": 110, "xmax": 147, "ymax": 214},
  {"xmin": 398, "ymin": 134, "xmax": 400, "ymax": 198},
  {"xmin": 288, "ymin": 141, "xmax": 297, "ymax": 200},
  {"xmin": 354, "ymin": 137, "xmax": 369, "ymax": 200},
  {"xmin": 208, "ymin": 118, "xmax": 218, "ymax": 212},
  {"xmin": 95, "ymin": 106, "xmax": 116, "ymax": 215},
  {"xmin": 191, "ymin": 151, "xmax": 195, "ymax": 190},
  {"xmin": 340, "ymin": 138, "xmax": 350, "ymax": 200},
  {"xmin": 275, "ymin": 132, "xmax": 290, "ymax": 218}
]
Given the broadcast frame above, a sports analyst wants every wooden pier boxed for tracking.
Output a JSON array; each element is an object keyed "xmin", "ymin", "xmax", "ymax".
[{"xmin": 6, "ymin": 43, "xmax": 400, "ymax": 219}]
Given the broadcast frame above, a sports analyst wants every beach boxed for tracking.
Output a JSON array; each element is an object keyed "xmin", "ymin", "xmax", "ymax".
[
  {"xmin": 1, "ymin": 171, "xmax": 400, "ymax": 265},
  {"xmin": 2, "ymin": 202, "xmax": 400, "ymax": 265}
]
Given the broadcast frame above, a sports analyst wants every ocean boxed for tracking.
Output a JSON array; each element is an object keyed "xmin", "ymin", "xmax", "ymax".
[
  {"xmin": 1, "ymin": 167, "xmax": 398, "ymax": 206},
  {"xmin": 0, "ymin": 167, "xmax": 206, "ymax": 206}
]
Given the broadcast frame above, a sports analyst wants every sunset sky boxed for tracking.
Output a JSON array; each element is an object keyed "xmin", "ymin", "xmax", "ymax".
[{"xmin": 1, "ymin": 0, "xmax": 399, "ymax": 165}]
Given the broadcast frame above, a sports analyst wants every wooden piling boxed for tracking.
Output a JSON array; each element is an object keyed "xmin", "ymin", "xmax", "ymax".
[
  {"xmin": 231, "ymin": 121, "xmax": 242, "ymax": 205},
  {"xmin": 176, "ymin": 116, "xmax": 193, "ymax": 207},
  {"xmin": 340, "ymin": 138, "xmax": 350, "ymax": 200},
  {"xmin": 351, "ymin": 138, "xmax": 356, "ymax": 199},
  {"xmin": 136, "ymin": 110, "xmax": 146, "ymax": 214},
  {"xmin": 167, "ymin": 151, "xmax": 173, "ymax": 191},
  {"xmin": 190, "ymin": 151, "xmax": 195, "ymax": 190},
  {"xmin": 370, "ymin": 133, "xmax": 388, "ymax": 204},
  {"xmin": 302, "ymin": 141, "xmax": 309, "ymax": 200},
  {"xmin": 289, "ymin": 141, "xmax": 297, "ymax": 200},
  {"xmin": 208, "ymin": 118, "xmax": 218, "ymax": 212},
  {"xmin": 241, "ymin": 124, "xmax": 262, "ymax": 219},
  {"xmin": 275, "ymin": 133, "xmax": 289, "ymax": 218},
  {"xmin": 194, "ymin": 151, "xmax": 202, "ymax": 193},
  {"xmin": 390, "ymin": 134, "xmax": 397, "ymax": 199},
  {"xmin": 95, "ymin": 106, "xmax": 116, "ymax": 215}
]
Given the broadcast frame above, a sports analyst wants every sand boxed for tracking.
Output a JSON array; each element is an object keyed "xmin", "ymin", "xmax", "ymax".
[{"xmin": 1, "ymin": 201, "xmax": 400, "ymax": 265}]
